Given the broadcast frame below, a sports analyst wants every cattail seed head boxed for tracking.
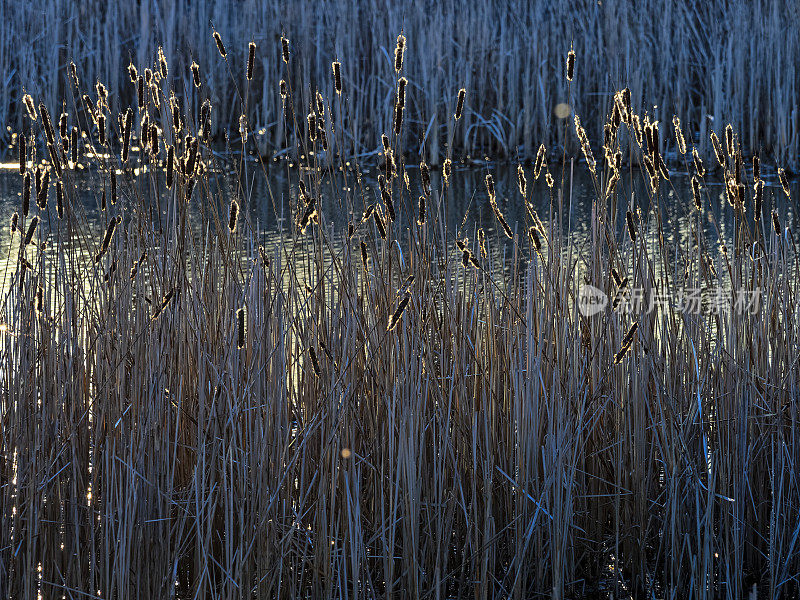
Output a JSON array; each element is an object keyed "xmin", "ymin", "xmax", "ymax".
[
  {"xmin": 281, "ymin": 36, "xmax": 290, "ymax": 63},
  {"xmin": 111, "ymin": 168, "xmax": 117, "ymax": 205},
  {"xmin": 420, "ymin": 161, "xmax": 431, "ymax": 195},
  {"xmin": 485, "ymin": 173, "xmax": 495, "ymax": 201},
  {"xmin": 332, "ymin": 61, "xmax": 342, "ymax": 94},
  {"xmin": 23, "ymin": 216, "xmax": 38, "ymax": 246},
  {"xmin": 239, "ymin": 114, "xmax": 248, "ymax": 140},
  {"xmin": 212, "ymin": 30, "xmax": 227, "ymax": 57},
  {"xmin": 772, "ymin": 210, "xmax": 781, "ymax": 236},
  {"xmin": 388, "ymin": 292, "xmax": 411, "ymax": 331},
  {"xmin": 753, "ymin": 155, "xmax": 760, "ymax": 181},
  {"xmin": 673, "ymin": 115, "xmax": 686, "ymax": 154},
  {"xmin": 37, "ymin": 169, "xmax": 49, "ymax": 210},
  {"xmin": 23, "ymin": 94, "xmax": 37, "ymax": 121},
  {"xmin": 137, "ymin": 76, "xmax": 145, "ymax": 108},
  {"xmin": 393, "ymin": 104, "xmax": 403, "ymax": 135},
  {"xmin": 69, "ymin": 62, "xmax": 79, "ymax": 88},
  {"xmin": 228, "ymin": 199, "xmax": 239, "ymax": 233},
  {"xmin": 191, "ymin": 61, "xmax": 201, "ymax": 88},
  {"xmin": 19, "ymin": 134, "xmax": 26, "ymax": 175},
  {"xmin": 517, "ymin": 165, "xmax": 527, "ymax": 197},
  {"xmin": 40, "ymin": 103, "xmax": 55, "ymax": 145},
  {"xmin": 394, "ymin": 34, "xmax": 406, "ymax": 73},
  {"xmin": 22, "ymin": 172, "xmax": 31, "ymax": 216},
  {"xmin": 97, "ymin": 113, "xmax": 106, "ymax": 145},
  {"xmin": 247, "ymin": 41, "xmax": 256, "ymax": 80},
  {"xmin": 11, "ymin": 212, "xmax": 18, "ymax": 235},
  {"xmin": 279, "ymin": 79, "xmax": 287, "ymax": 100},
  {"xmin": 545, "ymin": 171, "xmax": 554, "ymax": 188},
  {"xmin": 691, "ymin": 176, "xmax": 701, "ymax": 211},
  {"xmin": 360, "ymin": 241, "xmax": 368, "ymax": 266},
  {"xmin": 534, "ymin": 143, "xmax": 546, "ymax": 179},
  {"xmin": 626, "ymin": 210, "xmax": 637, "ymax": 243},
  {"xmin": 417, "ymin": 195, "xmax": 426, "ymax": 226},
  {"xmin": 478, "ymin": 228, "xmax": 487, "ymax": 257},
  {"xmin": 71, "ymin": 127, "xmax": 78, "ymax": 165},
  {"xmin": 95, "ymin": 81, "xmax": 108, "ymax": 105},
  {"xmin": 692, "ymin": 146, "xmax": 705, "ymax": 177},
  {"xmin": 710, "ymin": 131, "xmax": 724, "ymax": 167},
  {"xmin": 754, "ymin": 179, "xmax": 764, "ymax": 220},
  {"xmin": 725, "ymin": 124, "xmax": 734, "ymax": 157},
  {"xmin": 144, "ymin": 67, "xmax": 153, "ymax": 85},
  {"xmin": 397, "ymin": 77, "xmax": 407, "ymax": 109},
  {"xmin": 56, "ymin": 180, "xmax": 63, "ymax": 218},
  {"xmin": 101, "ymin": 188, "xmax": 107, "ymax": 212},
  {"xmin": 128, "ymin": 62, "xmax": 138, "ymax": 83},
  {"xmin": 166, "ymin": 145, "xmax": 174, "ymax": 189},
  {"xmin": 158, "ymin": 47, "xmax": 168, "ymax": 78},
  {"xmin": 236, "ymin": 307, "xmax": 245, "ymax": 349},
  {"xmin": 566, "ymin": 47, "xmax": 576, "ymax": 81},
  {"xmin": 122, "ymin": 109, "xmax": 133, "ymax": 162},
  {"xmin": 455, "ymin": 88, "xmax": 466, "ymax": 120},
  {"xmin": 529, "ymin": 226, "xmax": 542, "ymax": 256},
  {"xmin": 443, "ymin": 158, "xmax": 452, "ymax": 185},
  {"xmin": 95, "ymin": 216, "xmax": 121, "ymax": 263},
  {"xmin": 778, "ymin": 168, "xmax": 790, "ymax": 199}
]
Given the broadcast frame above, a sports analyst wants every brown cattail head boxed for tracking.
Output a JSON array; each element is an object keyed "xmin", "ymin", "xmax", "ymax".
[
  {"xmin": 517, "ymin": 165, "xmax": 527, "ymax": 197},
  {"xmin": 394, "ymin": 34, "xmax": 406, "ymax": 73},
  {"xmin": 477, "ymin": 228, "xmax": 487, "ymax": 257},
  {"xmin": 36, "ymin": 169, "xmax": 49, "ymax": 210},
  {"xmin": 443, "ymin": 158, "xmax": 452, "ymax": 185},
  {"xmin": 56, "ymin": 180, "xmax": 63, "ymax": 218},
  {"xmin": 59, "ymin": 112, "xmax": 67, "ymax": 139},
  {"xmin": 236, "ymin": 307, "xmax": 245, "ymax": 349},
  {"xmin": 18, "ymin": 133, "xmax": 26, "ymax": 175},
  {"xmin": 166, "ymin": 145, "xmax": 175, "ymax": 189},
  {"xmin": 455, "ymin": 88, "xmax": 466, "ymax": 120},
  {"xmin": 71, "ymin": 127, "xmax": 78, "ymax": 165},
  {"xmin": 393, "ymin": 104, "xmax": 403, "ymax": 135},
  {"xmin": 40, "ymin": 103, "xmax": 55, "ymax": 144},
  {"xmin": 626, "ymin": 210, "xmax": 637, "ymax": 243},
  {"xmin": 137, "ymin": 76, "xmax": 145, "ymax": 108},
  {"xmin": 388, "ymin": 292, "xmax": 411, "ymax": 331},
  {"xmin": 23, "ymin": 94, "xmax": 37, "ymax": 121},
  {"xmin": 725, "ymin": 123, "xmax": 734, "ymax": 157},
  {"xmin": 778, "ymin": 168, "xmax": 790, "ymax": 199},
  {"xmin": 754, "ymin": 179, "xmax": 764, "ymax": 220},
  {"xmin": 158, "ymin": 46, "xmax": 168, "ymax": 78},
  {"xmin": 213, "ymin": 30, "xmax": 227, "ymax": 58},
  {"xmin": 247, "ymin": 42, "xmax": 256, "ymax": 80},
  {"xmin": 529, "ymin": 226, "xmax": 542, "ymax": 256},
  {"xmin": 281, "ymin": 36, "xmax": 290, "ymax": 63},
  {"xmin": 128, "ymin": 62, "xmax": 138, "ymax": 83},
  {"xmin": 144, "ymin": 67, "xmax": 153, "ymax": 85},
  {"xmin": 485, "ymin": 173, "xmax": 495, "ymax": 201},
  {"xmin": 122, "ymin": 109, "xmax": 133, "ymax": 162},
  {"xmin": 397, "ymin": 77, "xmax": 407, "ymax": 109},
  {"xmin": 710, "ymin": 131, "xmax": 725, "ymax": 167},
  {"xmin": 691, "ymin": 176, "xmax": 701, "ymax": 211},
  {"xmin": 229, "ymin": 199, "xmax": 239, "ymax": 233},
  {"xmin": 566, "ymin": 46, "xmax": 576, "ymax": 81},
  {"xmin": 110, "ymin": 168, "xmax": 117, "ymax": 205},
  {"xmin": 239, "ymin": 114, "xmax": 248, "ymax": 140},
  {"xmin": 420, "ymin": 161, "xmax": 431, "ymax": 195},
  {"xmin": 772, "ymin": 209, "xmax": 781, "ymax": 236},
  {"xmin": 96, "ymin": 81, "xmax": 108, "ymax": 105},
  {"xmin": 69, "ymin": 62, "xmax": 79, "ymax": 88},
  {"xmin": 673, "ymin": 115, "xmax": 686, "ymax": 155},
  {"xmin": 95, "ymin": 216, "xmax": 121, "ymax": 263},
  {"xmin": 360, "ymin": 241, "xmax": 368, "ymax": 266},
  {"xmin": 191, "ymin": 61, "xmax": 201, "ymax": 88},
  {"xmin": 534, "ymin": 143, "xmax": 546, "ymax": 179},
  {"xmin": 97, "ymin": 113, "xmax": 106, "ymax": 145},
  {"xmin": 417, "ymin": 195, "xmax": 426, "ymax": 226},
  {"xmin": 279, "ymin": 79, "xmax": 287, "ymax": 100},
  {"xmin": 753, "ymin": 155, "xmax": 760, "ymax": 181},
  {"xmin": 22, "ymin": 172, "xmax": 31, "ymax": 216},
  {"xmin": 545, "ymin": 171, "xmax": 554, "ymax": 188},
  {"xmin": 10, "ymin": 212, "xmax": 18, "ymax": 235},
  {"xmin": 332, "ymin": 61, "xmax": 342, "ymax": 95},
  {"xmin": 23, "ymin": 216, "xmax": 38, "ymax": 246},
  {"xmin": 692, "ymin": 146, "xmax": 705, "ymax": 177}
]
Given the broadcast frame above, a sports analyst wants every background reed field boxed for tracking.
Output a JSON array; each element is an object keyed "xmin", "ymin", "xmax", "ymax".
[
  {"xmin": 1, "ymin": 0, "xmax": 799, "ymax": 167},
  {"xmin": 1, "ymin": 7, "xmax": 800, "ymax": 600}
]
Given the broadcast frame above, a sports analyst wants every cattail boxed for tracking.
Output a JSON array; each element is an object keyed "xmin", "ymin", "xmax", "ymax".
[
  {"xmin": 184, "ymin": 177, "xmax": 195, "ymax": 203},
  {"xmin": 420, "ymin": 161, "xmax": 431, "ymax": 195},
  {"xmin": 130, "ymin": 251, "xmax": 146, "ymax": 280},
  {"xmin": 19, "ymin": 133, "xmax": 26, "ymax": 175},
  {"xmin": 150, "ymin": 124, "xmax": 159, "ymax": 155},
  {"xmin": 71, "ymin": 127, "xmax": 78, "ymax": 165},
  {"xmin": 378, "ymin": 175, "xmax": 395, "ymax": 221},
  {"xmin": 279, "ymin": 79, "xmax": 287, "ymax": 100},
  {"xmin": 229, "ymin": 199, "xmax": 239, "ymax": 233},
  {"xmin": 417, "ymin": 195, "xmax": 426, "ymax": 225},
  {"xmin": 40, "ymin": 104, "xmax": 55, "ymax": 144},
  {"xmin": 710, "ymin": 131, "xmax": 724, "ymax": 167},
  {"xmin": 605, "ymin": 172, "xmax": 619, "ymax": 198},
  {"xmin": 247, "ymin": 41, "xmax": 256, "ymax": 80},
  {"xmin": 24, "ymin": 216, "xmax": 38, "ymax": 246},
  {"xmin": 96, "ymin": 81, "xmax": 108, "ymax": 105},
  {"xmin": 691, "ymin": 146, "xmax": 705, "ymax": 177},
  {"xmin": 332, "ymin": 61, "xmax": 342, "ymax": 94},
  {"xmin": 136, "ymin": 75, "xmax": 145, "ymax": 108},
  {"xmin": 37, "ymin": 169, "xmax": 49, "ymax": 209},
  {"xmin": 754, "ymin": 179, "xmax": 764, "ymax": 220},
  {"xmin": 103, "ymin": 259, "xmax": 117, "ymax": 283},
  {"xmin": 545, "ymin": 171, "xmax": 554, "ymax": 188},
  {"xmin": 476, "ymin": 228, "xmax": 487, "ymax": 258},
  {"xmin": 95, "ymin": 216, "xmax": 120, "ymax": 263},
  {"xmin": 626, "ymin": 210, "xmax": 637, "ymax": 243},
  {"xmin": 373, "ymin": 208, "xmax": 387, "ymax": 240},
  {"xmin": 516, "ymin": 165, "xmax": 527, "ymax": 197},
  {"xmin": 128, "ymin": 62, "xmax": 138, "ymax": 83},
  {"xmin": 614, "ymin": 339, "xmax": 634, "ymax": 364},
  {"xmin": 236, "ymin": 307, "xmax": 245, "ymax": 349},
  {"xmin": 397, "ymin": 77, "xmax": 407, "ymax": 109},
  {"xmin": 772, "ymin": 210, "xmax": 780, "ymax": 236},
  {"xmin": 490, "ymin": 201, "xmax": 514, "ymax": 239},
  {"xmin": 191, "ymin": 61, "xmax": 201, "ymax": 88},
  {"xmin": 673, "ymin": 115, "xmax": 686, "ymax": 154},
  {"xmin": 691, "ymin": 176, "xmax": 701, "ymax": 211},
  {"xmin": 59, "ymin": 112, "xmax": 68, "ymax": 139},
  {"xmin": 566, "ymin": 47, "xmax": 576, "ymax": 81},
  {"xmin": 455, "ymin": 88, "xmax": 466, "ymax": 120},
  {"xmin": 69, "ymin": 62, "xmax": 79, "ymax": 88},
  {"xmin": 97, "ymin": 113, "xmax": 106, "ymax": 145},
  {"xmin": 158, "ymin": 46, "xmax": 168, "ymax": 78},
  {"xmin": 534, "ymin": 143, "xmax": 546, "ymax": 179},
  {"xmin": 152, "ymin": 288, "xmax": 175, "ymax": 320},
  {"xmin": 360, "ymin": 241, "xmax": 368, "ymax": 266},
  {"xmin": 10, "ymin": 212, "xmax": 18, "ymax": 236},
  {"xmin": 316, "ymin": 90, "xmax": 325, "ymax": 116},
  {"xmin": 307, "ymin": 112, "xmax": 317, "ymax": 141},
  {"xmin": 753, "ymin": 155, "xmax": 760, "ymax": 182},
  {"xmin": 725, "ymin": 124, "xmax": 734, "ymax": 157},
  {"xmin": 101, "ymin": 188, "xmax": 107, "ymax": 212},
  {"xmin": 529, "ymin": 226, "xmax": 542, "ymax": 256},
  {"xmin": 111, "ymin": 169, "xmax": 117, "ymax": 205},
  {"xmin": 485, "ymin": 173, "xmax": 495, "ymax": 201},
  {"xmin": 318, "ymin": 127, "xmax": 328, "ymax": 151},
  {"xmin": 22, "ymin": 172, "xmax": 31, "ymax": 216},
  {"xmin": 621, "ymin": 322, "xmax": 638, "ymax": 347},
  {"xmin": 162, "ymin": 145, "xmax": 174, "ymax": 189},
  {"xmin": 23, "ymin": 94, "xmax": 37, "ymax": 121},
  {"xmin": 778, "ymin": 168, "xmax": 790, "ymax": 199},
  {"xmin": 308, "ymin": 346, "xmax": 321, "ymax": 376},
  {"xmin": 394, "ymin": 104, "xmax": 403, "ymax": 135},
  {"xmin": 387, "ymin": 292, "xmax": 411, "ymax": 331},
  {"xmin": 279, "ymin": 35, "xmax": 290, "ymax": 63},
  {"xmin": 36, "ymin": 286, "xmax": 44, "ymax": 315},
  {"xmin": 443, "ymin": 158, "xmax": 452, "ymax": 185},
  {"xmin": 239, "ymin": 114, "xmax": 248, "ymax": 140},
  {"xmin": 394, "ymin": 34, "xmax": 406, "ymax": 73},
  {"xmin": 213, "ymin": 30, "xmax": 227, "ymax": 58},
  {"xmin": 122, "ymin": 109, "xmax": 132, "ymax": 162}
]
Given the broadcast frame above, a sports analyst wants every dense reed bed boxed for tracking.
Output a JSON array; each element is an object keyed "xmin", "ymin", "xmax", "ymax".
[
  {"xmin": 3, "ymin": 0, "xmax": 800, "ymax": 168},
  {"xmin": 1, "ymin": 29, "xmax": 800, "ymax": 600}
]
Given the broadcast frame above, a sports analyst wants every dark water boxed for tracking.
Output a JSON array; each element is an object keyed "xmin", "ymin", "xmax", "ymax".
[{"xmin": 0, "ymin": 158, "xmax": 797, "ymax": 297}]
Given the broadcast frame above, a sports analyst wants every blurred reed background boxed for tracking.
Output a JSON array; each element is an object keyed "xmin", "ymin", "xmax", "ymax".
[{"xmin": 1, "ymin": 0, "xmax": 798, "ymax": 167}]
